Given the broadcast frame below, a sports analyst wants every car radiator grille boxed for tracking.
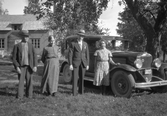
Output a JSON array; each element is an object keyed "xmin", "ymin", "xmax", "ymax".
[{"xmin": 140, "ymin": 56, "xmax": 152, "ymax": 69}]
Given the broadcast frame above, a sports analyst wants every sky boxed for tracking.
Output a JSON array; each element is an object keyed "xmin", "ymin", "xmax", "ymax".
[{"xmin": 2, "ymin": 0, "xmax": 124, "ymax": 36}]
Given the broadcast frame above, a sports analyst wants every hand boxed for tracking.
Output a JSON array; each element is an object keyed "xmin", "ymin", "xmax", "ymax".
[
  {"xmin": 16, "ymin": 67, "xmax": 21, "ymax": 74},
  {"xmin": 69, "ymin": 65, "xmax": 73, "ymax": 70},
  {"xmin": 86, "ymin": 66, "xmax": 89, "ymax": 70},
  {"xmin": 116, "ymin": 63, "xmax": 120, "ymax": 65},
  {"xmin": 33, "ymin": 67, "xmax": 37, "ymax": 72}
]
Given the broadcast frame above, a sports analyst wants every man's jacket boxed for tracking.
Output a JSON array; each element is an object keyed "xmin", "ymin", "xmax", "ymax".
[
  {"xmin": 12, "ymin": 42, "xmax": 37, "ymax": 71},
  {"xmin": 68, "ymin": 41, "xmax": 89, "ymax": 68}
]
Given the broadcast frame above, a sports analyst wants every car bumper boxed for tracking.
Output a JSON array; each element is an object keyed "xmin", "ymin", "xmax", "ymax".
[{"xmin": 135, "ymin": 80, "xmax": 167, "ymax": 88}]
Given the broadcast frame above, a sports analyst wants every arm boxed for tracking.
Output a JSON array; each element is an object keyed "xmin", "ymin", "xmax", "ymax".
[
  {"xmin": 109, "ymin": 56, "xmax": 120, "ymax": 65},
  {"xmin": 41, "ymin": 48, "xmax": 46, "ymax": 63},
  {"xmin": 86, "ymin": 43, "xmax": 89, "ymax": 70},
  {"xmin": 109, "ymin": 51, "xmax": 119, "ymax": 65},
  {"xmin": 32, "ymin": 45, "xmax": 37, "ymax": 67},
  {"xmin": 68, "ymin": 43, "xmax": 74, "ymax": 70},
  {"xmin": 86, "ymin": 43, "xmax": 89, "ymax": 66},
  {"xmin": 94, "ymin": 50, "xmax": 97, "ymax": 71},
  {"xmin": 68, "ymin": 43, "xmax": 74, "ymax": 66},
  {"xmin": 32, "ymin": 44, "xmax": 37, "ymax": 72},
  {"xmin": 57, "ymin": 46, "xmax": 61, "ymax": 58},
  {"xmin": 12, "ymin": 44, "xmax": 21, "ymax": 74},
  {"xmin": 94, "ymin": 56, "xmax": 97, "ymax": 72},
  {"xmin": 109, "ymin": 57, "xmax": 117, "ymax": 65},
  {"xmin": 12, "ymin": 44, "xmax": 19, "ymax": 68}
]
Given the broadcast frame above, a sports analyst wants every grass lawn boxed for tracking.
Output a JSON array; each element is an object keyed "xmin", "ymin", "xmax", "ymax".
[{"xmin": 0, "ymin": 63, "xmax": 167, "ymax": 116}]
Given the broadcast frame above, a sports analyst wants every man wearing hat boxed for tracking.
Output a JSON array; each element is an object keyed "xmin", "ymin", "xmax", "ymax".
[
  {"xmin": 68, "ymin": 29, "xmax": 90, "ymax": 96},
  {"xmin": 12, "ymin": 30, "xmax": 37, "ymax": 99}
]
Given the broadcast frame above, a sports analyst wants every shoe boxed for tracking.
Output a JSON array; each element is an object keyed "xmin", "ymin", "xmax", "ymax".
[
  {"xmin": 28, "ymin": 96, "xmax": 33, "ymax": 99},
  {"xmin": 43, "ymin": 91, "xmax": 51, "ymax": 96},
  {"xmin": 16, "ymin": 96, "xmax": 23, "ymax": 100},
  {"xmin": 52, "ymin": 92, "xmax": 56, "ymax": 96}
]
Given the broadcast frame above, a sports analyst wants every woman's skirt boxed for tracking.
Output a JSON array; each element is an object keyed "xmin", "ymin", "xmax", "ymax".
[{"xmin": 41, "ymin": 58, "xmax": 59, "ymax": 94}]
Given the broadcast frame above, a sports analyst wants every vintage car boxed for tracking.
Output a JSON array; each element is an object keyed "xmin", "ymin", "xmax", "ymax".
[{"xmin": 59, "ymin": 34, "xmax": 167, "ymax": 98}]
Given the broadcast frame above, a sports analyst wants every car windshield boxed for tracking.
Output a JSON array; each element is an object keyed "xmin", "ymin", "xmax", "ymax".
[
  {"xmin": 106, "ymin": 40, "xmax": 130, "ymax": 51},
  {"xmin": 64, "ymin": 36, "xmax": 130, "ymax": 52}
]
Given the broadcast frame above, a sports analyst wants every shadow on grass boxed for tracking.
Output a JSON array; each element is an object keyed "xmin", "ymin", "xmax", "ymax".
[
  {"xmin": 33, "ymin": 81, "xmax": 108, "ymax": 96},
  {"xmin": 0, "ymin": 84, "xmax": 155, "ymax": 99},
  {"xmin": 58, "ymin": 85, "xmax": 72, "ymax": 94},
  {"xmin": 33, "ymin": 85, "xmax": 41, "ymax": 95},
  {"xmin": 0, "ymin": 86, "xmax": 17, "ymax": 97},
  {"xmin": 57, "ymin": 81, "xmax": 115, "ymax": 96}
]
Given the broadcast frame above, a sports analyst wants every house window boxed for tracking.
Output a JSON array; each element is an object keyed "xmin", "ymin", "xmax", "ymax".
[
  {"xmin": 12, "ymin": 24, "xmax": 22, "ymax": 30},
  {"xmin": 0, "ymin": 38, "xmax": 5, "ymax": 49},
  {"xmin": 31, "ymin": 38, "xmax": 40, "ymax": 48}
]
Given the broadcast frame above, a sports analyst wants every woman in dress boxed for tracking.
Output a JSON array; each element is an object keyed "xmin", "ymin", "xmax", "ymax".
[
  {"xmin": 93, "ymin": 39, "xmax": 118, "ymax": 95},
  {"xmin": 41, "ymin": 35, "xmax": 60, "ymax": 96}
]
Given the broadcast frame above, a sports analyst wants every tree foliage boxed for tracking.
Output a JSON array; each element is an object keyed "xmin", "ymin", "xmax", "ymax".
[
  {"xmin": 24, "ymin": 0, "xmax": 41, "ymax": 14},
  {"xmin": 0, "ymin": 0, "xmax": 8, "ymax": 15},
  {"xmin": 117, "ymin": 7, "xmax": 146, "ymax": 52},
  {"xmin": 0, "ymin": 0, "xmax": 3, "ymax": 14},
  {"xmin": 24, "ymin": 0, "xmax": 110, "ymax": 38},
  {"xmin": 118, "ymin": 0, "xmax": 167, "ymax": 58}
]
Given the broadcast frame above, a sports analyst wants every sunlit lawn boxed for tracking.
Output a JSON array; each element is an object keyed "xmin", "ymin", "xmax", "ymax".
[{"xmin": 0, "ymin": 62, "xmax": 167, "ymax": 116}]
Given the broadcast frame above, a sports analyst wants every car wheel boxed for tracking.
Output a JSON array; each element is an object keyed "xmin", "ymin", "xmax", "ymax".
[
  {"xmin": 62, "ymin": 64, "xmax": 72, "ymax": 83},
  {"xmin": 111, "ymin": 70, "xmax": 135, "ymax": 98}
]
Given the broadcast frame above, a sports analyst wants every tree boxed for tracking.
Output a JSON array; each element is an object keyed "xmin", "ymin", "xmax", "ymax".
[
  {"xmin": 117, "ymin": 7, "xmax": 146, "ymax": 52},
  {"xmin": 24, "ymin": 0, "xmax": 110, "ymax": 38},
  {"xmin": 118, "ymin": 0, "xmax": 167, "ymax": 58},
  {"xmin": 0, "ymin": 0, "xmax": 8, "ymax": 15},
  {"xmin": 0, "ymin": 0, "xmax": 3, "ymax": 14},
  {"xmin": 24, "ymin": 0, "xmax": 41, "ymax": 14}
]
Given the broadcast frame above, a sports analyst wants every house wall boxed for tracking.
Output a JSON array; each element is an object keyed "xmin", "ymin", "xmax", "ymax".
[
  {"xmin": 0, "ymin": 31, "xmax": 9, "ymax": 51},
  {"xmin": 29, "ymin": 30, "xmax": 49, "ymax": 55},
  {"xmin": 0, "ymin": 30, "xmax": 49, "ymax": 57},
  {"xmin": 0, "ymin": 31, "xmax": 10, "ymax": 56}
]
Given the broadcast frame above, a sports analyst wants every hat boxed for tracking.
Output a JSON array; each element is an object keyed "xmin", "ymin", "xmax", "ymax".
[
  {"xmin": 19, "ymin": 30, "xmax": 29, "ymax": 37},
  {"xmin": 77, "ymin": 29, "xmax": 85, "ymax": 36}
]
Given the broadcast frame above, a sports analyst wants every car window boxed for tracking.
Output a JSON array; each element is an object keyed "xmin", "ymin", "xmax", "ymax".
[
  {"xmin": 106, "ymin": 40, "xmax": 130, "ymax": 51},
  {"xmin": 85, "ymin": 40, "xmax": 97, "ymax": 52},
  {"xmin": 66, "ymin": 37, "xmax": 77, "ymax": 49}
]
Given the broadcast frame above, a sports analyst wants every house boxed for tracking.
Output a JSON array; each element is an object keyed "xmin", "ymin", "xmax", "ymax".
[{"xmin": 0, "ymin": 14, "xmax": 51, "ymax": 56}]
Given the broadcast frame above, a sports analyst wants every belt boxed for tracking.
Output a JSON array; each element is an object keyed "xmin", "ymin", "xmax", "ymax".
[
  {"xmin": 47, "ymin": 57, "xmax": 57, "ymax": 59},
  {"xmin": 97, "ymin": 60, "xmax": 108, "ymax": 62},
  {"xmin": 20, "ymin": 65, "xmax": 29, "ymax": 67}
]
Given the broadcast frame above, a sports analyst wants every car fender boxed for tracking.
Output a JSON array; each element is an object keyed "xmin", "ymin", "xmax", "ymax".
[
  {"xmin": 109, "ymin": 64, "xmax": 137, "ymax": 73},
  {"xmin": 59, "ymin": 59, "xmax": 68, "ymax": 73}
]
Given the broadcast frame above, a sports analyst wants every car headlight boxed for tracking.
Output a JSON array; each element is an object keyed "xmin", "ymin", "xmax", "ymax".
[
  {"xmin": 153, "ymin": 58, "xmax": 161, "ymax": 68},
  {"xmin": 134, "ymin": 59, "xmax": 143, "ymax": 69}
]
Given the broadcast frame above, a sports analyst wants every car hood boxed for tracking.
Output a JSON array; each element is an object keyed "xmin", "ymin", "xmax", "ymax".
[
  {"xmin": 112, "ymin": 51, "xmax": 151, "ymax": 58},
  {"xmin": 112, "ymin": 51, "xmax": 152, "ymax": 68}
]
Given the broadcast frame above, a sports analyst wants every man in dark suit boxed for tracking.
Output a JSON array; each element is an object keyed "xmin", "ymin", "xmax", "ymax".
[
  {"xmin": 12, "ymin": 30, "xmax": 37, "ymax": 99},
  {"xmin": 68, "ymin": 29, "xmax": 89, "ymax": 96}
]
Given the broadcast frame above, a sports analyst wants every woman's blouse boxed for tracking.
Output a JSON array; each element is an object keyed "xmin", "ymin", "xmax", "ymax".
[
  {"xmin": 41, "ymin": 45, "xmax": 59, "ymax": 63},
  {"xmin": 94, "ymin": 48, "xmax": 112, "ymax": 61}
]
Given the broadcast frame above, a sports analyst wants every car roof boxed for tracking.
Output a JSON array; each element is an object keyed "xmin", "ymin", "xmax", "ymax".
[{"xmin": 65, "ymin": 35, "xmax": 130, "ymax": 41}]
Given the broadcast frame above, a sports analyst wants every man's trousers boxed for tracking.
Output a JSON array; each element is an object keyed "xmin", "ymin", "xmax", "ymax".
[
  {"xmin": 72, "ymin": 64, "xmax": 86, "ymax": 96},
  {"xmin": 17, "ymin": 66, "xmax": 33, "ymax": 98}
]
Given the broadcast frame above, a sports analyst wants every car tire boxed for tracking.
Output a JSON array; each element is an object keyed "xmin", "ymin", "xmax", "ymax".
[
  {"xmin": 111, "ymin": 70, "xmax": 135, "ymax": 98},
  {"xmin": 62, "ymin": 64, "xmax": 72, "ymax": 83}
]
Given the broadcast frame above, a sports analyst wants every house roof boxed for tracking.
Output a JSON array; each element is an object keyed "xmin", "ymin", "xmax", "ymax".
[{"xmin": 0, "ymin": 14, "xmax": 48, "ymax": 30}]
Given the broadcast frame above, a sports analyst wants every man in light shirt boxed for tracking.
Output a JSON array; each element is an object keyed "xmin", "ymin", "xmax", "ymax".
[{"xmin": 68, "ymin": 29, "xmax": 89, "ymax": 96}]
